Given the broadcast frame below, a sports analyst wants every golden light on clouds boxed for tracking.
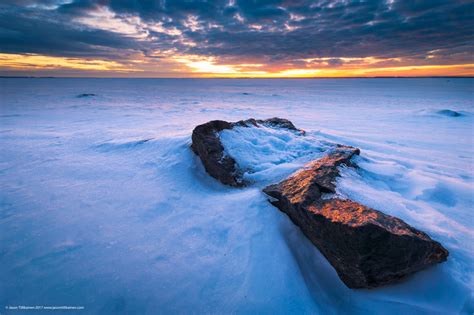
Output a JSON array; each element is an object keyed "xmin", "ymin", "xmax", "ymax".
[
  {"xmin": 179, "ymin": 60, "xmax": 237, "ymax": 74},
  {"xmin": 177, "ymin": 57, "xmax": 474, "ymax": 78},
  {"xmin": 174, "ymin": 56, "xmax": 266, "ymax": 76},
  {"xmin": 352, "ymin": 64, "xmax": 474, "ymax": 77},
  {"xmin": 0, "ymin": 53, "xmax": 136, "ymax": 72},
  {"xmin": 1, "ymin": 0, "xmax": 471, "ymax": 79},
  {"xmin": 0, "ymin": 52, "xmax": 472, "ymax": 77}
]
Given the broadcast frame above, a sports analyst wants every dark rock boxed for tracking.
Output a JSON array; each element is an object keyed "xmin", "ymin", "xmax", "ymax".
[
  {"xmin": 191, "ymin": 120, "xmax": 240, "ymax": 186},
  {"xmin": 191, "ymin": 118, "xmax": 303, "ymax": 186},
  {"xmin": 259, "ymin": 117, "xmax": 302, "ymax": 132},
  {"xmin": 235, "ymin": 117, "xmax": 303, "ymax": 133},
  {"xmin": 437, "ymin": 109, "xmax": 462, "ymax": 117},
  {"xmin": 263, "ymin": 147, "xmax": 449, "ymax": 288},
  {"xmin": 77, "ymin": 93, "xmax": 96, "ymax": 98}
]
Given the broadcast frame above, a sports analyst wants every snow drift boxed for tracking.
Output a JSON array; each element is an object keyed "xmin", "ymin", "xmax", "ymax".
[{"xmin": 0, "ymin": 78, "xmax": 472, "ymax": 314}]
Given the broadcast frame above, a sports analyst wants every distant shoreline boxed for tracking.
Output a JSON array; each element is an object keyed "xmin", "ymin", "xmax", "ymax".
[{"xmin": 1, "ymin": 76, "xmax": 473, "ymax": 79}]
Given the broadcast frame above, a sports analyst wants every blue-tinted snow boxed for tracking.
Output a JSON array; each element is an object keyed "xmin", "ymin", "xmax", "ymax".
[
  {"xmin": 0, "ymin": 78, "xmax": 473, "ymax": 314},
  {"xmin": 220, "ymin": 124, "xmax": 329, "ymax": 186}
]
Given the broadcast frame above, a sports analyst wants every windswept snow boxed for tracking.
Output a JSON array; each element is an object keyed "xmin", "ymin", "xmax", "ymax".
[
  {"xmin": 0, "ymin": 78, "xmax": 473, "ymax": 314},
  {"xmin": 220, "ymin": 124, "xmax": 329, "ymax": 185}
]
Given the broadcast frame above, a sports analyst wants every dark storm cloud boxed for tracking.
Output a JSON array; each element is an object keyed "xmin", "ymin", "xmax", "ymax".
[
  {"xmin": 0, "ymin": 0, "xmax": 472, "ymax": 65},
  {"xmin": 0, "ymin": 4, "xmax": 137, "ymax": 58}
]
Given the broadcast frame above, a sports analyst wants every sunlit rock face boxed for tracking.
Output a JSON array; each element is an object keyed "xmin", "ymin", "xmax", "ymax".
[
  {"xmin": 192, "ymin": 118, "xmax": 449, "ymax": 289},
  {"xmin": 191, "ymin": 118, "xmax": 303, "ymax": 187},
  {"xmin": 263, "ymin": 147, "xmax": 449, "ymax": 289}
]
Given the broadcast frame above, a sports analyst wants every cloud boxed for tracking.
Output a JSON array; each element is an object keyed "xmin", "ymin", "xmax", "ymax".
[{"xmin": 0, "ymin": 0, "xmax": 472, "ymax": 76}]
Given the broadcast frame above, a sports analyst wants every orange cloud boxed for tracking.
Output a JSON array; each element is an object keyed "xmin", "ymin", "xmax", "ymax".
[
  {"xmin": 174, "ymin": 55, "xmax": 474, "ymax": 77},
  {"xmin": 0, "ymin": 53, "xmax": 472, "ymax": 77},
  {"xmin": 0, "ymin": 53, "xmax": 137, "ymax": 72}
]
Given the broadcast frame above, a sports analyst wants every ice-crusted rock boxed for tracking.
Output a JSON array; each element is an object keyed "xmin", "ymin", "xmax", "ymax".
[
  {"xmin": 263, "ymin": 147, "xmax": 449, "ymax": 288},
  {"xmin": 234, "ymin": 117, "xmax": 303, "ymax": 133},
  {"xmin": 192, "ymin": 118, "xmax": 449, "ymax": 289},
  {"xmin": 191, "ymin": 118, "xmax": 303, "ymax": 186}
]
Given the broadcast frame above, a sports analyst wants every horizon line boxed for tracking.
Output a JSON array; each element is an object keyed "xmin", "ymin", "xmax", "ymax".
[{"xmin": 1, "ymin": 75, "xmax": 473, "ymax": 79}]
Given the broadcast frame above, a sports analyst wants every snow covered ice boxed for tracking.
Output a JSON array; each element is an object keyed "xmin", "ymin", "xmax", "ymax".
[{"xmin": 0, "ymin": 78, "xmax": 473, "ymax": 314}]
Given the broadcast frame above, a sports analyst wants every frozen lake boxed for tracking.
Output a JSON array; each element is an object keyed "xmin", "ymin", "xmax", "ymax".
[{"xmin": 0, "ymin": 78, "xmax": 473, "ymax": 314}]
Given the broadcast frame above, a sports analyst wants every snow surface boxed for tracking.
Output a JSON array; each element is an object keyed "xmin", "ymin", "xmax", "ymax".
[
  {"xmin": 220, "ymin": 123, "xmax": 330, "ymax": 185},
  {"xmin": 0, "ymin": 78, "xmax": 473, "ymax": 314}
]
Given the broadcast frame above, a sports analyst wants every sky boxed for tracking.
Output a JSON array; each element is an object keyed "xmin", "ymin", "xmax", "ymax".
[{"xmin": 0, "ymin": 0, "xmax": 473, "ymax": 78}]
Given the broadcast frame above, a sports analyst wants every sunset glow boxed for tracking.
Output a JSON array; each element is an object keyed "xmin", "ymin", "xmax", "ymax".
[
  {"xmin": 1, "ymin": 52, "xmax": 472, "ymax": 78},
  {"xmin": 1, "ymin": 1, "xmax": 473, "ymax": 313},
  {"xmin": 0, "ymin": 1, "xmax": 472, "ymax": 77},
  {"xmin": 0, "ymin": 53, "xmax": 136, "ymax": 72}
]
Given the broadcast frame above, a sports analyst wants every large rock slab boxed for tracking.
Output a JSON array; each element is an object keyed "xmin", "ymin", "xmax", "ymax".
[
  {"xmin": 191, "ymin": 118, "xmax": 303, "ymax": 186},
  {"xmin": 192, "ymin": 118, "xmax": 449, "ymax": 288},
  {"xmin": 263, "ymin": 146, "xmax": 449, "ymax": 288}
]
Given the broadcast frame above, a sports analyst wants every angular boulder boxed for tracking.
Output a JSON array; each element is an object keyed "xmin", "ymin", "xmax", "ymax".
[
  {"xmin": 263, "ymin": 146, "xmax": 449, "ymax": 288},
  {"xmin": 191, "ymin": 118, "xmax": 303, "ymax": 186},
  {"xmin": 192, "ymin": 118, "xmax": 449, "ymax": 289}
]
